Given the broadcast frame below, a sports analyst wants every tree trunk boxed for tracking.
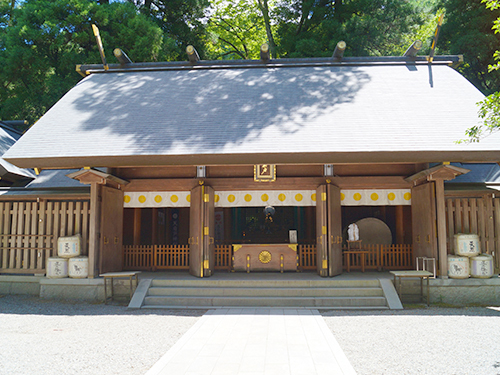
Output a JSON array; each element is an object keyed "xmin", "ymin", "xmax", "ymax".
[{"xmin": 256, "ymin": 0, "xmax": 277, "ymax": 58}]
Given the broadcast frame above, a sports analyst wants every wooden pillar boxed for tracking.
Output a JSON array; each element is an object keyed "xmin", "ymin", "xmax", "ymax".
[
  {"xmin": 395, "ymin": 205, "xmax": 404, "ymax": 244},
  {"xmin": 435, "ymin": 178, "xmax": 448, "ymax": 278},
  {"xmin": 133, "ymin": 208, "xmax": 141, "ymax": 245},
  {"xmin": 88, "ymin": 182, "xmax": 101, "ymax": 278}
]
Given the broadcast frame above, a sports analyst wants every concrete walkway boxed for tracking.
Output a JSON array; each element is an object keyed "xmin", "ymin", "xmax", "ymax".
[{"xmin": 146, "ymin": 308, "xmax": 357, "ymax": 375}]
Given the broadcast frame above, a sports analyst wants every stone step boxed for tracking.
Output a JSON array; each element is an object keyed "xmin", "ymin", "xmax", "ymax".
[
  {"xmin": 147, "ymin": 286, "xmax": 384, "ymax": 298},
  {"xmin": 141, "ymin": 305, "xmax": 390, "ymax": 310},
  {"xmin": 143, "ymin": 295, "xmax": 388, "ymax": 308},
  {"xmin": 150, "ymin": 278, "xmax": 381, "ymax": 289}
]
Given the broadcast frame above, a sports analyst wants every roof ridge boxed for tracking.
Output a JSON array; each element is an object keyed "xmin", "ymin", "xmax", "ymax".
[{"xmin": 77, "ymin": 55, "xmax": 463, "ymax": 76}]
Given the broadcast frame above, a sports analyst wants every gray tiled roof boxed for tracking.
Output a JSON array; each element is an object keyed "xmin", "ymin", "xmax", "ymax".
[
  {"xmin": 4, "ymin": 63, "xmax": 499, "ymax": 168},
  {"xmin": 0, "ymin": 124, "xmax": 35, "ymax": 178},
  {"xmin": 447, "ymin": 163, "xmax": 500, "ymax": 184}
]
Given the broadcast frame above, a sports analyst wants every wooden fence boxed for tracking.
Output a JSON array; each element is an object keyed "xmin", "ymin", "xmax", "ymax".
[
  {"xmin": 123, "ymin": 243, "xmax": 413, "ymax": 272},
  {"xmin": 445, "ymin": 196, "xmax": 500, "ymax": 269},
  {"xmin": 0, "ymin": 200, "xmax": 90, "ymax": 274}
]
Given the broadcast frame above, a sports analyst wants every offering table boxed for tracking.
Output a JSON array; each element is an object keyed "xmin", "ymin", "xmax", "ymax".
[{"xmin": 232, "ymin": 244, "xmax": 298, "ymax": 272}]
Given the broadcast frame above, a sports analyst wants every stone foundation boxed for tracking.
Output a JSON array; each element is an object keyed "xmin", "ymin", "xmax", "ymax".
[{"xmin": 0, "ymin": 275, "xmax": 139, "ymax": 303}]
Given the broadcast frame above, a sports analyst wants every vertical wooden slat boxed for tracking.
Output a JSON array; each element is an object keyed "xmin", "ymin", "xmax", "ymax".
[
  {"xmin": 68, "ymin": 201, "xmax": 74, "ymax": 236},
  {"xmin": 46, "ymin": 202, "xmax": 54, "ymax": 260},
  {"xmin": 16, "ymin": 202, "xmax": 25, "ymax": 269},
  {"xmin": 82, "ymin": 201, "xmax": 89, "ymax": 255},
  {"xmin": 486, "ymin": 195, "xmax": 495, "ymax": 254},
  {"xmin": 60, "ymin": 201, "xmax": 68, "ymax": 237},
  {"xmin": 454, "ymin": 198, "xmax": 462, "ymax": 233},
  {"xmin": 30, "ymin": 202, "xmax": 37, "ymax": 269},
  {"xmin": 470, "ymin": 199, "xmax": 478, "ymax": 234},
  {"xmin": 478, "ymin": 198, "xmax": 486, "ymax": 254},
  {"xmin": 494, "ymin": 198, "xmax": 500, "ymax": 269},
  {"xmin": 0, "ymin": 202, "xmax": 3, "ymax": 268},
  {"xmin": 37, "ymin": 200, "xmax": 46, "ymax": 270},
  {"xmin": 1, "ymin": 202, "xmax": 10, "ymax": 269},
  {"xmin": 74, "ymin": 201, "xmax": 81, "ymax": 236},
  {"xmin": 22, "ymin": 202, "xmax": 31, "ymax": 269},
  {"xmin": 53, "ymin": 201, "xmax": 60, "ymax": 256},
  {"xmin": 446, "ymin": 199, "xmax": 454, "ymax": 249},
  {"xmin": 9, "ymin": 202, "xmax": 18, "ymax": 268},
  {"xmin": 462, "ymin": 198, "xmax": 470, "ymax": 233}
]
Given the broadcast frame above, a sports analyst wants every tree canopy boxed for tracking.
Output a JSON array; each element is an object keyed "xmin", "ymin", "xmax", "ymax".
[
  {"xmin": 0, "ymin": 0, "xmax": 165, "ymax": 127},
  {"xmin": 0, "ymin": 0, "xmax": 498, "ymax": 133},
  {"xmin": 463, "ymin": 0, "xmax": 500, "ymax": 142}
]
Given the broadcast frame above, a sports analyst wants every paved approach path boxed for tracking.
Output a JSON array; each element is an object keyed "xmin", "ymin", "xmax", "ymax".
[{"xmin": 146, "ymin": 308, "xmax": 356, "ymax": 375}]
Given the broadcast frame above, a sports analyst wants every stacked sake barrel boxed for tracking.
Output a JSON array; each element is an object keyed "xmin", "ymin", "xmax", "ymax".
[
  {"xmin": 46, "ymin": 234, "xmax": 88, "ymax": 279},
  {"xmin": 448, "ymin": 234, "xmax": 494, "ymax": 279}
]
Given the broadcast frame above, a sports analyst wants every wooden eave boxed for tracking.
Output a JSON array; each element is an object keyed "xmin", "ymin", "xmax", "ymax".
[
  {"xmin": 7, "ymin": 151, "xmax": 500, "ymax": 170},
  {"xmin": 67, "ymin": 169, "xmax": 129, "ymax": 189},
  {"xmin": 405, "ymin": 164, "xmax": 470, "ymax": 185}
]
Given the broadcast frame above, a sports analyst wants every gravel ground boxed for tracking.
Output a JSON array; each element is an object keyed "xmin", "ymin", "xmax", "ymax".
[
  {"xmin": 2, "ymin": 295, "xmax": 499, "ymax": 375},
  {"xmin": 322, "ymin": 306, "xmax": 500, "ymax": 375},
  {"xmin": 0, "ymin": 295, "xmax": 205, "ymax": 375}
]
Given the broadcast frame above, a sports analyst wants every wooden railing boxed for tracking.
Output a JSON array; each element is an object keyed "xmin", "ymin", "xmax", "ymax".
[
  {"xmin": 298, "ymin": 244, "xmax": 413, "ymax": 271},
  {"xmin": 123, "ymin": 244, "xmax": 232, "ymax": 271},
  {"xmin": 215, "ymin": 245, "xmax": 232, "ymax": 270},
  {"xmin": 298, "ymin": 244, "xmax": 316, "ymax": 270},
  {"xmin": 155, "ymin": 245, "xmax": 190, "ymax": 270},
  {"xmin": 123, "ymin": 243, "xmax": 413, "ymax": 272}
]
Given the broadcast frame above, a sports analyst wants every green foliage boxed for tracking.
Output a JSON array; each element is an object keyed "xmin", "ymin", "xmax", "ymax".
[
  {"xmin": 460, "ymin": 0, "xmax": 500, "ymax": 143},
  {"xmin": 205, "ymin": 0, "xmax": 269, "ymax": 59},
  {"xmin": 439, "ymin": 0, "xmax": 500, "ymax": 95},
  {"xmin": 483, "ymin": 0, "xmax": 500, "ymax": 71},
  {"xmin": 461, "ymin": 92, "xmax": 500, "ymax": 142},
  {"xmin": 132, "ymin": 0, "xmax": 209, "ymax": 59},
  {"xmin": 0, "ymin": 0, "xmax": 164, "ymax": 126},
  {"xmin": 274, "ymin": 0, "xmax": 438, "ymax": 58}
]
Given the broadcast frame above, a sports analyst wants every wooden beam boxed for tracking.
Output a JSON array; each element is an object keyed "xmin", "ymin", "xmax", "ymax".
[
  {"xmin": 435, "ymin": 178, "xmax": 448, "ymax": 278},
  {"xmin": 124, "ymin": 176, "xmax": 410, "ymax": 192}
]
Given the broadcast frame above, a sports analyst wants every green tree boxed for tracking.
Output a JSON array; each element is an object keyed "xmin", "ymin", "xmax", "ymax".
[
  {"xmin": 274, "ymin": 0, "xmax": 437, "ymax": 58},
  {"xmin": 465, "ymin": 0, "xmax": 500, "ymax": 142},
  {"xmin": 439, "ymin": 0, "xmax": 500, "ymax": 95},
  {"xmin": 0, "ymin": 0, "xmax": 164, "ymax": 127},
  {"xmin": 205, "ymin": 0, "xmax": 269, "ymax": 59},
  {"xmin": 129, "ymin": 0, "xmax": 209, "ymax": 60}
]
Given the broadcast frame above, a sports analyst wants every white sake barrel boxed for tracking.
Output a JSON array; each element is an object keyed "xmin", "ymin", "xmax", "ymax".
[
  {"xmin": 68, "ymin": 256, "xmax": 89, "ymax": 279},
  {"xmin": 46, "ymin": 257, "xmax": 68, "ymax": 278},
  {"xmin": 448, "ymin": 255, "xmax": 470, "ymax": 279},
  {"xmin": 454, "ymin": 234, "xmax": 480, "ymax": 257},
  {"xmin": 470, "ymin": 254, "xmax": 494, "ymax": 279},
  {"xmin": 57, "ymin": 234, "xmax": 82, "ymax": 258}
]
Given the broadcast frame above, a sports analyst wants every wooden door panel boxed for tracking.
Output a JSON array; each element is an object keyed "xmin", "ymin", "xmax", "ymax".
[
  {"xmin": 316, "ymin": 185, "xmax": 328, "ymax": 277},
  {"xmin": 411, "ymin": 183, "xmax": 437, "ymax": 259},
  {"xmin": 327, "ymin": 184, "xmax": 343, "ymax": 276},
  {"xmin": 203, "ymin": 186, "xmax": 215, "ymax": 277},
  {"xmin": 100, "ymin": 186, "xmax": 124, "ymax": 274},
  {"xmin": 189, "ymin": 185, "xmax": 203, "ymax": 277}
]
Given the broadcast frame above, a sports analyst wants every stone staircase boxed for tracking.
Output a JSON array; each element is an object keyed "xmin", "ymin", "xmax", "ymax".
[{"xmin": 129, "ymin": 277, "xmax": 402, "ymax": 310}]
